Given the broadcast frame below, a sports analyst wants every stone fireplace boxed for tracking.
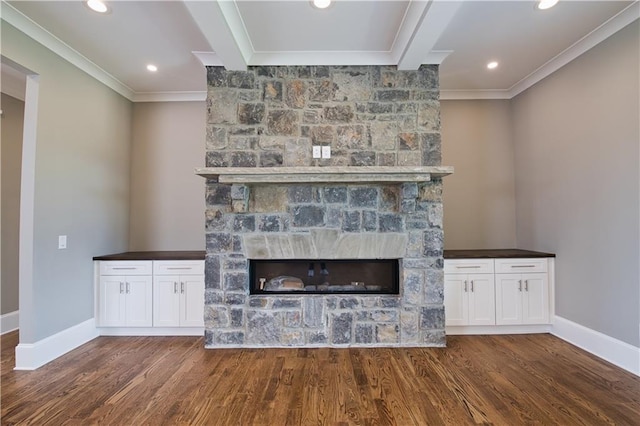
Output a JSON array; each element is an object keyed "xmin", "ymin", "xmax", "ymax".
[{"xmin": 198, "ymin": 65, "xmax": 451, "ymax": 347}]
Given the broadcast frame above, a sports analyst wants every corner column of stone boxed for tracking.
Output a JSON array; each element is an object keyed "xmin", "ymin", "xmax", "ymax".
[{"xmin": 203, "ymin": 65, "xmax": 445, "ymax": 348}]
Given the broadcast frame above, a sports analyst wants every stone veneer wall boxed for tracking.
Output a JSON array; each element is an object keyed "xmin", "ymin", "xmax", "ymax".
[{"xmin": 204, "ymin": 65, "xmax": 446, "ymax": 347}]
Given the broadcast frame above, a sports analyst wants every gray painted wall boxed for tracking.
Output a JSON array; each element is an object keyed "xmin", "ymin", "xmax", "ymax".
[
  {"xmin": 2, "ymin": 23, "xmax": 132, "ymax": 342},
  {"xmin": 129, "ymin": 102, "xmax": 205, "ymax": 251},
  {"xmin": 441, "ymin": 100, "xmax": 517, "ymax": 249},
  {"xmin": 1, "ymin": 93, "xmax": 24, "ymax": 315},
  {"xmin": 126, "ymin": 99, "xmax": 520, "ymax": 253},
  {"xmin": 511, "ymin": 22, "xmax": 639, "ymax": 346}
]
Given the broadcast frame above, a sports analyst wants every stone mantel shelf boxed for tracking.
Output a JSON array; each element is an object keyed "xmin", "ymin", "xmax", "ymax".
[{"xmin": 195, "ymin": 166, "xmax": 454, "ymax": 184}]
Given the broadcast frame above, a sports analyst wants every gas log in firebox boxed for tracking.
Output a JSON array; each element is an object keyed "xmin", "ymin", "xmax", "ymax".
[{"xmin": 249, "ymin": 259, "xmax": 399, "ymax": 295}]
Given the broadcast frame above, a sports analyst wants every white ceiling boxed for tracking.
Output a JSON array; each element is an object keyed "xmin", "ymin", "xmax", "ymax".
[{"xmin": 2, "ymin": 1, "xmax": 638, "ymax": 101}]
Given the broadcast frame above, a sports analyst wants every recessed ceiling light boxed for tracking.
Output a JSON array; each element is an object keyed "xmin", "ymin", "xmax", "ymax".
[
  {"xmin": 146, "ymin": 64, "xmax": 158, "ymax": 72},
  {"xmin": 86, "ymin": 0, "xmax": 109, "ymax": 14},
  {"xmin": 537, "ymin": 0, "xmax": 559, "ymax": 10},
  {"xmin": 487, "ymin": 61, "xmax": 499, "ymax": 70},
  {"xmin": 312, "ymin": 0, "xmax": 332, "ymax": 9}
]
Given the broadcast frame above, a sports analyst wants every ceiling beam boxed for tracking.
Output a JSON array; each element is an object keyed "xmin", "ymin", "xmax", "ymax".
[
  {"xmin": 397, "ymin": 0, "xmax": 462, "ymax": 70},
  {"xmin": 183, "ymin": 0, "xmax": 252, "ymax": 70}
]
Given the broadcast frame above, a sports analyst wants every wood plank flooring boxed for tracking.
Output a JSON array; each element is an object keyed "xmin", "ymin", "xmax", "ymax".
[{"xmin": 1, "ymin": 331, "xmax": 639, "ymax": 425}]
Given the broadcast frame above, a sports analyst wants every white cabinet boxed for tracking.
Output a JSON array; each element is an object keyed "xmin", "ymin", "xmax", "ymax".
[
  {"xmin": 444, "ymin": 259, "xmax": 495, "ymax": 326},
  {"xmin": 96, "ymin": 258, "xmax": 205, "ymax": 333},
  {"xmin": 495, "ymin": 259, "xmax": 549, "ymax": 325},
  {"xmin": 98, "ymin": 261, "xmax": 153, "ymax": 327},
  {"xmin": 153, "ymin": 261, "xmax": 205, "ymax": 327},
  {"xmin": 444, "ymin": 255, "xmax": 553, "ymax": 333}
]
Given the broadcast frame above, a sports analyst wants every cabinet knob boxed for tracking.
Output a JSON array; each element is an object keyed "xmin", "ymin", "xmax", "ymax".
[
  {"xmin": 464, "ymin": 280, "xmax": 468, "ymax": 292},
  {"xmin": 174, "ymin": 282, "xmax": 178, "ymax": 294},
  {"xmin": 525, "ymin": 280, "xmax": 529, "ymax": 291},
  {"xmin": 518, "ymin": 280, "xmax": 522, "ymax": 291},
  {"xmin": 119, "ymin": 282, "xmax": 124, "ymax": 294},
  {"xmin": 181, "ymin": 282, "xmax": 185, "ymax": 294},
  {"xmin": 470, "ymin": 280, "xmax": 474, "ymax": 292}
]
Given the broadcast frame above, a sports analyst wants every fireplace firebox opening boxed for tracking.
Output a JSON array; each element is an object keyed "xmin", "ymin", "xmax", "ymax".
[{"xmin": 249, "ymin": 259, "xmax": 400, "ymax": 295}]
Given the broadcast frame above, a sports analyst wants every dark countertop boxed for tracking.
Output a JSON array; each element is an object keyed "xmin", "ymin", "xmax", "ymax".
[
  {"xmin": 94, "ymin": 249, "xmax": 554, "ymax": 261},
  {"xmin": 93, "ymin": 251, "xmax": 206, "ymax": 261},
  {"xmin": 444, "ymin": 249, "xmax": 555, "ymax": 259}
]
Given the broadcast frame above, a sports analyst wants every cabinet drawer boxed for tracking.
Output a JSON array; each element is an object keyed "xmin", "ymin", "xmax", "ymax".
[
  {"xmin": 154, "ymin": 260, "xmax": 204, "ymax": 275},
  {"xmin": 444, "ymin": 259, "xmax": 494, "ymax": 274},
  {"xmin": 495, "ymin": 258, "xmax": 548, "ymax": 273},
  {"xmin": 99, "ymin": 261, "xmax": 152, "ymax": 276}
]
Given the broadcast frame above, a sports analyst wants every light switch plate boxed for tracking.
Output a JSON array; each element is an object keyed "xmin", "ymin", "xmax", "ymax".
[
  {"xmin": 321, "ymin": 146, "xmax": 331, "ymax": 159},
  {"xmin": 312, "ymin": 145, "xmax": 321, "ymax": 159},
  {"xmin": 58, "ymin": 235, "xmax": 67, "ymax": 249}
]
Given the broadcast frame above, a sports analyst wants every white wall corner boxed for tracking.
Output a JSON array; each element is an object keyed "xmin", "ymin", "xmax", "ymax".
[
  {"xmin": 551, "ymin": 316, "xmax": 640, "ymax": 377},
  {"xmin": 1, "ymin": 311, "xmax": 20, "ymax": 334},
  {"xmin": 14, "ymin": 318, "xmax": 99, "ymax": 370}
]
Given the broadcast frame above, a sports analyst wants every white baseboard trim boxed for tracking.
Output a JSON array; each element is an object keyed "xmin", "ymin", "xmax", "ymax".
[
  {"xmin": 98, "ymin": 327, "xmax": 204, "ymax": 336},
  {"xmin": 14, "ymin": 318, "xmax": 99, "ymax": 370},
  {"xmin": 446, "ymin": 324, "xmax": 551, "ymax": 335},
  {"xmin": 551, "ymin": 316, "xmax": 639, "ymax": 377},
  {"xmin": 1, "ymin": 311, "xmax": 19, "ymax": 334}
]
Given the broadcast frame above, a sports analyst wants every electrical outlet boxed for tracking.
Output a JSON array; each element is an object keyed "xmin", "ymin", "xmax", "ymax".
[
  {"xmin": 58, "ymin": 235, "xmax": 67, "ymax": 249},
  {"xmin": 312, "ymin": 145, "xmax": 321, "ymax": 159},
  {"xmin": 321, "ymin": 146, "xmax": 331, "ymax": 159}
]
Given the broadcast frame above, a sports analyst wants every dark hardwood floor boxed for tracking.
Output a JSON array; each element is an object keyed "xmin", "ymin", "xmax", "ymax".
[{"xmin": 1, "ymin": 331, "xmax": 638, "ymax": 425}]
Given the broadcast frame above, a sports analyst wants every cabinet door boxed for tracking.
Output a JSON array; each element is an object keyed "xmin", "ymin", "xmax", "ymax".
[
  {"xmin": 495, "ymin": 274, "xmax": 522, "ymax": 325},
  {"xmin": 467, "ymin": 274, "xmax": 495, "ymax": 325},
  {"xmin": 180, "ymin": 276, "xmax": 205, "ymax": 327},
  {"xmin": 124, "ymin": 276, "xmax": 153, "ymax": 327},
  {"xmin": 153, "ymin": 275, "xmax": 181, "ymax": 327},
  {"xmin": 99, "ymin": 276, "xmax": 126, "ymax": 326},
  {"xmin": 444, "ymin": 275, "xmax": 468, "ymax": 326},
  {"xmin": 522, "ymin": 273, "xmax": 549, "ymax": 324}
]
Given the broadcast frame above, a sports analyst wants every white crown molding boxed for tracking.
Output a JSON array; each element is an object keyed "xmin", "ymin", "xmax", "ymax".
[
  {"xmin": 1, "ymin": 2, "xmax": 134, "ymax": 101},
  {"xmin": 508, "ymin": 1, "xmax": 640, "ymax": 98},
  {"xmin": 192, "ymin": 51, "xmax": 225, "ymax": 67},
  {"xmin": 194, "ymin": 48, "xmax": 452, "ymax": 69},
  {"xmin": 133, "ymin": 91, "xmax": 206, "ymax": 103},
  {"xmin": 423, "ymin": 50, "xmax": 453, "ymax": 65},
  {"xmin": 440, "ymin": 90, "xmax": 512, "ymax": 101},
  {"xmin": 249, "ymin": 50, "xmax": 396, "ymax": 66}
]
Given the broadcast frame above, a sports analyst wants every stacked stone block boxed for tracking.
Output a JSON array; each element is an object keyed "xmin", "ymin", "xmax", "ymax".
[
  {"xmin": 205, "ymin": 65, "xmax": 441, "ymax": 168},
  {"xmin": 204, "ymin": 65, "xmax": 446, "ymax": 348},
  {"xmin": 204, "ymin": 180, "xmax": 445, "ymax": 347}
]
